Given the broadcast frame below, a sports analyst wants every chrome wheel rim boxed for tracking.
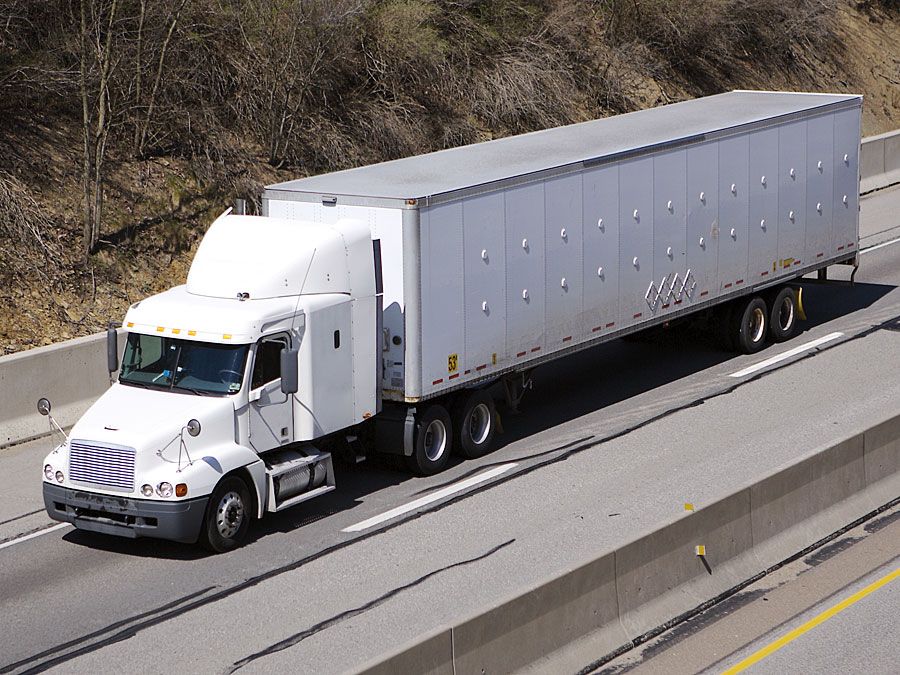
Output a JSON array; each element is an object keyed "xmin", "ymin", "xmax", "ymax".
[
  {"xmin": 215, "ymin": 491, "xmax": 244, "ymax": 539},
  {"xmin": 779, "ymin": 297, "xmax": 794, "ymax": 331},
  {"xmin": 423, "ymin": 419, "xmax": 447, "ymax": 462},
  {"xmin": 468, "ymin": 403, "xmax": 492, "ymax": 446},
  {"xmin": 750, "ymin": 307, "xmax": 765, "ymax": 343}
]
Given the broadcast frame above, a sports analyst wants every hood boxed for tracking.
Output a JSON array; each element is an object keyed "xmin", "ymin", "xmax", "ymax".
[{"xmin": 70, "ymin": 382, "xmax": 237, "ymax": 456}]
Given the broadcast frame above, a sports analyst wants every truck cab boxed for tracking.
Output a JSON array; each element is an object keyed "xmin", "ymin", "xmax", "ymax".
[{"xmin": 42, "ymin": 214, "xmax": 381, "ymax": 551}]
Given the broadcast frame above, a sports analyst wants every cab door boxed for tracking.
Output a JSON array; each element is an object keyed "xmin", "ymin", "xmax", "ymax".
[{"xmin": 248, "ymin": 333, "xmax": 293, "ymax": 453}]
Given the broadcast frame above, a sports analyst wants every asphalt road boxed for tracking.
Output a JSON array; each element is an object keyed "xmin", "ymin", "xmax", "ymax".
[
  {"xmin": 596, "ymin": 504, "xmax": 900, "ymax": 675},
  {"xmin": 0, "ymin": 185, "xmax": 898, "ymax": 674}
]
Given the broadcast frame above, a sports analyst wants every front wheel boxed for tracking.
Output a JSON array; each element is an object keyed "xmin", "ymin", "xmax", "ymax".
[
  {"xmin": 406, "ymin": 405, "xmax": 453, "ymax": 476},
  {"xmin": 199, "ymin": 476, "xmax": 252, "ymax": 553}
]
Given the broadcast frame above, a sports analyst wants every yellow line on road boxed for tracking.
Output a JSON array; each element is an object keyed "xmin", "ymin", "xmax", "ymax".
[{"xmin": 722, "ymin": 566, "xmax": 900, "ymax": 674}]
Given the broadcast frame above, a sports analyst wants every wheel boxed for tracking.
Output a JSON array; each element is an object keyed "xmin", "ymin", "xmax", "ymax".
[
  {"xmin": 452, "ymin": 390, "xmax": 497, "ymax": 459},
  {"xmin": 405, "ymin": 405, "xmax": 453, "ymax": 476},
  {"xmin": 768, "ymin": 286, "xmax": 798, "ymax": 342},
  {"xmin": 730, "ymin": 296, "xmax": 769, "ymax": 354},
  {"xmin": 199, "ymin": 476, "xmax": 252, "ymax": 553}
]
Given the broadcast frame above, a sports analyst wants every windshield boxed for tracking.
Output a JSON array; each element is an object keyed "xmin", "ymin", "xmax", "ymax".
[{"xmin": 119, "ymin": 333, "xmax": 249, "ymax": 395}]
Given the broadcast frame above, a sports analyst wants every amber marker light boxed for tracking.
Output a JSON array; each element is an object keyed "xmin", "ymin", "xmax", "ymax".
[{"xmin": 175, "ymin": 483, "xmax": 188, "ymax": 497}]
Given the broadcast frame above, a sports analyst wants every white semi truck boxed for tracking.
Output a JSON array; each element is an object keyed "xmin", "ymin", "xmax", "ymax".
[{"xmin": 41, "ymin": 91, "xmax": 861, "ymax": 551}]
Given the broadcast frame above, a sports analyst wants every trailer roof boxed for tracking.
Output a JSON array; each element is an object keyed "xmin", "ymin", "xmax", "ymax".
[{"xmin": 266, "ymin": 91, "xmax": 860, "ymax": 203}]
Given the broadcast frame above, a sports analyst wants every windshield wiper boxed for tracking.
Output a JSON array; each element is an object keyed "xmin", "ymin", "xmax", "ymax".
[{"xmin": 173, "ymin": 385, "xmax": 217, "ymax": 396}]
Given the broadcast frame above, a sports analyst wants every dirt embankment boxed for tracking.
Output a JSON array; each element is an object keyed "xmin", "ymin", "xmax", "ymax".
[{"xmin": 0, "ymin": 0, "xmax": 897, "ymax": 355}]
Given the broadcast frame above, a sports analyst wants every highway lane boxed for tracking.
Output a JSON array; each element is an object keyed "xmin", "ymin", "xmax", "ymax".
[
  {"xmin": 0, "ymin": 185, "xmax": 898, "ymax": 673},
  {"xmin": 594, "ymin": 505, "xmax": 900, "ymax": 674}
]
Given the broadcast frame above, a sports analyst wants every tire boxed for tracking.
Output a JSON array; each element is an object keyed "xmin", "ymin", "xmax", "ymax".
[
  {"xmin": 406, "ymin": 405, "xmax": 453, "ymax": 476},
  {"xmin": 199, "ymin": 476, "xmax": 252, "ymax": 553},
  {"xmin": 452, "ymin": 390, "xmax": 497, "ymax": 459},
  {"xmin": 730, "ymin": 296, "xmax": 769, "ymax": 354},
  {"xmin": 768, "ymin": 286, "xmax": 798, "ymax": 342}
]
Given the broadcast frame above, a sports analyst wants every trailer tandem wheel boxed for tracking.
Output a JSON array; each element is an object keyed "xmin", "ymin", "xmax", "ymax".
[
  {"xmin": 768, "ymin": 286, "xmax": 799, "ymax": 342},
  {"xmin": 731, "ymin": 296, "xmax": 769, "ymax": 354}
]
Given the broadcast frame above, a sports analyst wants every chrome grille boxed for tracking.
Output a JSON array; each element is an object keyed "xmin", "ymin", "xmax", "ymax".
[{"xmin": 68, "ymin": 440, "xmax": 136, "ymax": 492}]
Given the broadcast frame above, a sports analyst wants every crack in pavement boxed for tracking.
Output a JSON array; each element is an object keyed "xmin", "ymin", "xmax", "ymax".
[{"xmin": 226, "ymin": 538, "xmax": 516, "ymax": 673}]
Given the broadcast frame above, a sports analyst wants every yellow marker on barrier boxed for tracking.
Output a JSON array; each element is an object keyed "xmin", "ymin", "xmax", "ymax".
[
  {"xmin": 695, "ymin": 545, "xmax": 706, "ymax": 557},
  {"xmin": 684, "ymin": 503, "xmax": 695, "ymax": 512}
]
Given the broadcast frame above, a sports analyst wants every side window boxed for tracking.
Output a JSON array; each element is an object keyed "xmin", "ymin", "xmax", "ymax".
[{"xmin": 251, "ymin": 337, "xmax": 287, "ymax": 389}]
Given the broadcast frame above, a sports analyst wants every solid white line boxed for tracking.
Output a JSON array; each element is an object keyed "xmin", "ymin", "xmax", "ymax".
[
  {"xmin": 860, "ymin": 235, "xmax": 900, "ymax": 255},
  {"xmin": 342, "ymin": 463, "xmax": 519, "ymax": 533},
  {"xmin": 0, "ymin": 522, "xmax": 70, "ymax": 552},
  {"xmin": 729, "ymin": 332, "xmax": 844, "ymax": 378}
]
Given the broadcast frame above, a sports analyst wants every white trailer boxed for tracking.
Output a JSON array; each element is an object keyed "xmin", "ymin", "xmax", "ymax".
[{"xmin": 41, "ymin": 91, "xmax": 861, "ymax": 550}]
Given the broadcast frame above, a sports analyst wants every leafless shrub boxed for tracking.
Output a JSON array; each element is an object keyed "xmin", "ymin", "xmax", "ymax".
[{"xmin": 0, "ymin": 171, "xmax": 63, "ymax": 278}]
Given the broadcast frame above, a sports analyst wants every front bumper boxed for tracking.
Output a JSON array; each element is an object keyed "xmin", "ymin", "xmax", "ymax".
[{"xmin": 43, "ymin": 483, "xmax": 208, "ymax": 544}]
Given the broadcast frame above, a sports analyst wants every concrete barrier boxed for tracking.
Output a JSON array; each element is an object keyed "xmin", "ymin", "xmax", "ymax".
[
  {"xmin": 861, "ymin": 128, "xmax": 900, "ymax": 193},
  {"xmin": 356, "ymin": 412, "xmax": 900, "ymax": 674},
  {"xmin": 0, "ymin": 331, "xmax": 123, "ymax": 448}
]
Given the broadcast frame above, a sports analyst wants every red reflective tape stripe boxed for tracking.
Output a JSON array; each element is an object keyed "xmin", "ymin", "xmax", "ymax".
[
  {"xmin": 816, "ymin": 252, "xmax": 824, "ymax": 258},
  {"xmin": 674, "ymin": 300, "xmax": 682, "ymax": 305},
  {"xmin": 848, "ymin": 242, "xmax": 855, "ymax": 247},
  {"xmin": 606, "ymin": 322, "xmax": 616, "ymax": 328},
  {"xmin": 736, "ymin": 279, "xmax": 744, "ymax": 285},
  {"xmin": 464, "ymin": 369, "xmax": 471, "ymax": 374},
  {"xmin": 516, "ymin": 351, "xmax": 526, "ymax": 358},
  {"xmin": 794, "ymin": 260, "xmax": 801, "ymax": 266},
  {"xmin": 662, "ymin": 304, "xmax": 670, "ymax": 309},
  {"xmin": 700, "ymin": 290, "xmax": 709, "ymax": 297},
  {"xmin": 432, "ymin": 378, "xmax": 443, "ymax": 385},
  {"xmin": 476, "ymin": 364, "xmax": 487, "ymax": 371},
  {"xmin": 531, "ymin": 346, "xmax": 541, "ymax": 352},
  {"xmin": 449, "ymin": 373, "xmax": 459, "ymax": 380},
  {"xmin": 633, "ymin": 312, "xmax": 642, "ymax": 319},
  {"xmin": 837, "ymin": 245, "xmax": 845, "ymax": 251},
  {"xmin": 592, "ymin": 326, "xmax": 602, "ymax": 332},
  {"xmin": 724, "ymin": 283, "xmax": 732, "ymax": 289},
  {"xmin": 761, "ymin": 271, "xmax": 769, "ymax": 276},
  {"xmin": 562, "ymin": 336, "xmax": 572, "ymax": 342}
]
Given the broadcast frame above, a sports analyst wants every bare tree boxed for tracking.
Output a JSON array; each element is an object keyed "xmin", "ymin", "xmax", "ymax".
[{"xmin": 79, "ymin": 0, "xmax": 120, "ymax": 263}]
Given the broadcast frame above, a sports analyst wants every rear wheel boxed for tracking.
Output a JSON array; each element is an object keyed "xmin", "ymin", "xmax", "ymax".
[
  {"xmin": 731, "ymin": 296, "xmax": 769, "ymax": 354},
  {"xmin": 406, "ymin": 405, "xmax": 453, "ymax": 476},
  {"xmin": 768, "ymin": 286, "xmax": 798, "ymax": 342},
  {"xmin": 453, "ymin": 390, "xmax": 497, "ymax": 459},
  {"xmin": 199, "ymin": 476, "xmax": 252, "ymax": 553}
]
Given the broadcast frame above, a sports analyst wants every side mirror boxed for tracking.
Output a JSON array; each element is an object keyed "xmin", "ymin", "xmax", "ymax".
[
  {"xmin": 37, "ymin": 398, "xmax": 51, "ymax": 416},
  {"xmin": 280, "ymin": 346, "xmax": 299, "ymax": 394},
  {"xmin": 107, "ymin": 326, "xmax": 119, "ymax": 374}
]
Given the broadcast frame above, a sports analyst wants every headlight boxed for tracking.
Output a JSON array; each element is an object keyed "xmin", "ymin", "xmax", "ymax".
[
  {"xmin": 44, "ymin": 464, "xmax": 54, "ymax": 480},
  {"xmin": 141, "ymin": 484, "xmax": 154, "ymax": 497},
  {"xmin": 55, "ymin": 471, "xmax": 64, "ymax": 483},
  {"xmin": 156, "ymin": 482, "xmax": 173, "ymax": 498}
]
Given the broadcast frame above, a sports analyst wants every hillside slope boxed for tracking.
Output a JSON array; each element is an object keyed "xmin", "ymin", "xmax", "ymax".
[{"xmin": 0, "ymin": 0, "xmax": 897, "ymax": 354}]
